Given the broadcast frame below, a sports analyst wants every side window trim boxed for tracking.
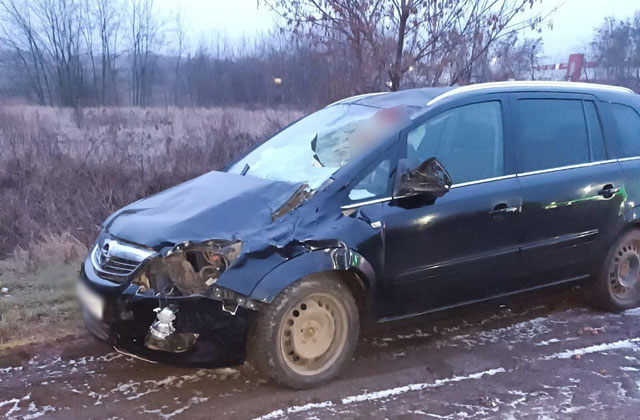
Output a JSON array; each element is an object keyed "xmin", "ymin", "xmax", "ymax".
[
  {"xmin": 581, "ymin": 100, "xmax": 608, "ymax": 161},
  {"xmin": 580, "ymin": 101, "xmax": 594, "ymax": 162},
  {"xmin": 619, "ymin": 156, "xmax": 640, "ymax": 162},
  {"xmin": 582, "ymin": 101, "xmax": 595, "ymax": 161},
  {"xmin": 341, "ymin": 173, "xmax": 520, "ymax": 210},
  {"xmin": 516, "ymin": 159, "xmax": 618, "ymax": 178}
]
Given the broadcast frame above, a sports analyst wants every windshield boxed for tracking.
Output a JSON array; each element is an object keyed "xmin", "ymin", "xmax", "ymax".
[{"xmin": 228, "ymin": 104, "xmax": 384, "ymax": 189}]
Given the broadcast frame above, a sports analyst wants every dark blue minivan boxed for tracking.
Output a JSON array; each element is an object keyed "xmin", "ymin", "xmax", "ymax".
[{"xmin": 79, "ymin": 81, "xmax": 640, "ymax": 388}]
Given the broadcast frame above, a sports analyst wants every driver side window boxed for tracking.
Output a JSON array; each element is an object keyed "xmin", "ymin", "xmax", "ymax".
[
  {"xmin": 348, "ymin": 159, "xmax": 392, "ymax": 202},
  {"xmin": 407, "ymin": 101, "xmax": 504, "ymax": 184}
]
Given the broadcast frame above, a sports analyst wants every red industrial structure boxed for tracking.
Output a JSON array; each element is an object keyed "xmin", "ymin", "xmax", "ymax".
[{"xmin": 534, "ymin": 54, "xmax": 597, "ymax": 82}]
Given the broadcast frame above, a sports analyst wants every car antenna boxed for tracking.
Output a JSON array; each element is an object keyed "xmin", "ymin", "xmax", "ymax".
[{"xmin": 241, "ymin": 163, "xmax": 250, "ymax": 176}]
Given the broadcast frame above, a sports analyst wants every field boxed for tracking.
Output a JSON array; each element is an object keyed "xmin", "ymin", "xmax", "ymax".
[{"xmin": 0, "ymin": 105, "xmax": 301, "ymax": 348}]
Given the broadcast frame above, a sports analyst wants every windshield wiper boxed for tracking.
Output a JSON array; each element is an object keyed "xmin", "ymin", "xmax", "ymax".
[
  {"xmin": 310, "ymin": 133, "xmax": 325, "ymax": 167},
  {"xmin": 241, "ymin": 163, "xmax": 250, "ymax": 176}
]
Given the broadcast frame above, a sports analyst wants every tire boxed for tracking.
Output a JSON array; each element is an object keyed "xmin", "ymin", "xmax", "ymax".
[
  {"xmin": 247, "ymin": 273, "xmax": 360, "ymax": 389},
  {"xmin": 592, "ymin": 229, "xmax": 640, "ymax": 312}
]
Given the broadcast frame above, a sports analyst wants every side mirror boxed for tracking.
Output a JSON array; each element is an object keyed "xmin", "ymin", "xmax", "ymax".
[{"xmin": 394, "ymin": 157, "xmax": 452, "ymax": 199}]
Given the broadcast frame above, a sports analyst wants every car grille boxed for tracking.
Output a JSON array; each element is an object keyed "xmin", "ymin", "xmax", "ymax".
[{"xmin": 91, "ymin": 239, "xmax": 155, "ymax": 283}]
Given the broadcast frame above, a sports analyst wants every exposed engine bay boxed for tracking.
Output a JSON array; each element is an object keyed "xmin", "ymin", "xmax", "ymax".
[
  {"xmin": 135, "ymin": 240, "xmax": 242, "ymax": 296},
  {"xmin": 108, "ymin": 239, "xmax": 260, "ymax": 354}
]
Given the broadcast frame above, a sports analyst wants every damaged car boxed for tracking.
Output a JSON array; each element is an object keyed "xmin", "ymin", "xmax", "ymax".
[{"xmin": 79, "ymin": 81, "xmax": 640, "ymax": 388}]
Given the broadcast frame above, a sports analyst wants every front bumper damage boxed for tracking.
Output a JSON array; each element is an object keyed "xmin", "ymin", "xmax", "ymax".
[{"xmin": 79, "ymin": 258, "xmax": 256, "ymax": 367}]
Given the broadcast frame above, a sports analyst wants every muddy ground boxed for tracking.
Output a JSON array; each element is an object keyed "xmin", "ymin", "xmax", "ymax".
[{"xmin": 2, "ymin": 286, "xmax": 640, "ymax": 419}]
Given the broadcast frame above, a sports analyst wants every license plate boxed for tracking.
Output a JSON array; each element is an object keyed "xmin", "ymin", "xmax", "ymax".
[{"xmin": 77, "ymin": 280, "xmax": 104, "ymax": 321}]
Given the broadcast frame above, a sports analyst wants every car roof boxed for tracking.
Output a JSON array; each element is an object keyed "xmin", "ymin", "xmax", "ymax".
[
  {"xmin": 333, "ymin": 81, "xmax": 636, "ymax": 114},
  {"xmin": 426, "ymin": 81, "xmax": 634, "ymax": 105},
  {"xmin": 332, "ymin": 87, "xmax": 454, "ymax": 114}
]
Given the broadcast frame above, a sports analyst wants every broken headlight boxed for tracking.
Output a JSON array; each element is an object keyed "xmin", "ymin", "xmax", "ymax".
[{"xmin": 135, "ymin": 240, "xmax": 242, "ymax": 296}]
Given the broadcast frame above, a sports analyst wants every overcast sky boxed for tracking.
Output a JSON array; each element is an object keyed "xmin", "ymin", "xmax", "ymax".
[{"xmin": 165, "ymin": 0, "xmax": 639, "ymax": 63}]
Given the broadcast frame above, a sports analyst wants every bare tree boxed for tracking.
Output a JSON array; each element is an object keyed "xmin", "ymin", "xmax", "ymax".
[
  {"xmin": 0, "ymin": 0, "xmax": 564, "ymax": 108},
  {"xmin": 487, "ymin": 33, "xmax": 542, "ymax": 81},
  {"xmin": 129, "ymin": 0, "xmax": 163, "ymax": 107},
  {"xmin": 93, "ymin": 0, "xmax": 123, "ymax": 105},
  {"xmin": 79, "ymin": 1, "xmax": 98, "ymax": 102},
  {"xmin": 263, "ymin": 0, "xmax": 550, "ymax": 91},
  {"xmin": 590, "ymin": 14, "xmax": 640, "ymax": 90},
  {"xmin": 173, "ymin": 6, "xmax": 186, "ymax": 106},
  {"xmin": 35, "ymin": 0, "xmax": 87, "ymax": 107},
  {"xmin": 0, "ymin": 0, "xmax": 53, "ymax": 104}
]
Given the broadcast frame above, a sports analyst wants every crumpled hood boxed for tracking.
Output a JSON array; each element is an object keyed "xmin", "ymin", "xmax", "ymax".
[{"xmin": 104, "ymin": 170, "xmax": 304, "ymax": 248}]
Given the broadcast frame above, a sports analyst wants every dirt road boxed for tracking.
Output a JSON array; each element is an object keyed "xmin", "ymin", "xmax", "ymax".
[{"xmin": 2, "ymin": 287, "xmax": 640, "ymax": 419}]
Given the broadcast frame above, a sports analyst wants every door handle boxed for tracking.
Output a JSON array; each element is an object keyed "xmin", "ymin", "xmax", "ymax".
[
  {"xmin": 490, "ymin": 203, "xmax": 519, "ymax": 217},
  {"xmin": 598, "ymin": 184, "xmax": 620, "ymax": 198}
]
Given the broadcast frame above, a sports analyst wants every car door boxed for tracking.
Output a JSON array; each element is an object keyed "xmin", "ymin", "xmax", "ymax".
[
  {"xmin": 380, "ymin": 96, "xmax": 523, "ymax": 317},
  {"xmin": 511, "ymin": 93, "xmax": 626, "ymax": 288},
  {"xmin": 603, "ymin": 102, "xmax": 640, "ymax": 224}
]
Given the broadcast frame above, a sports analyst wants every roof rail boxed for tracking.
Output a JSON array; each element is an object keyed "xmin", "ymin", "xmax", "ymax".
[
  {"xmin": 426, "ymin": 81, "xmax": 634, "ymax": 106},
  {"xmin": 327, "ymin": 91, "xmax": 386, "ymax": 107}
]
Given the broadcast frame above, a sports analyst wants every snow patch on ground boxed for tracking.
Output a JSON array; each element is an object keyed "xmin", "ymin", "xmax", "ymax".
[
  {"xmin": 0, "ymin": 394, "xmax": 31, "ymax": 419},
  {"xmin": 253, "ymin": 368, "xmax": 506, "ymax": 420},
  {"xmin": 84, "ymin": 368, "xmax": 239, "ymax": 405},
  {"xmin": 142, "ymin": 396, "xmax": 209, "ymax": 420},
  {"xmin": 288, "ymin": 401, "xmax": 335, "ymax": 413},
  {"xmin": 28, "ymin": 352, "xmax": 123, "ymax": 373},
  {"xmin": 534, "ymin": 337, "xmax": 578, "ymax": 346},
  {"xmin": 542, "ymin": 338, "xmax": 640, "ymax": 360},
  {"xmin": 253, "ymin": 401, "xmax": 336, "ymax": 420},
  {"xmin": 438, "ymin": 317, "xmax": 553, "ymax": 349},
  {"xmin": 0, "ymin": 366, "xmax": 23, "ymax": 374},
  {"xmin": 23, "ymin": 402, "xmax": 56, "ymax": 419},
  {"xmin": 342, "ymin": 368, "xmax": 506, "ymax": 404},
  {"xmin": 623, "ymin": 307, "xmax": 640, "ymax": 317}
]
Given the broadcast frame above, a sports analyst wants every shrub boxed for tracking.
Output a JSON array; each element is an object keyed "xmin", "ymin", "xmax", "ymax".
[{"xmin": 0, "ymin": 106, "xmax": 301, "ymax": 260}]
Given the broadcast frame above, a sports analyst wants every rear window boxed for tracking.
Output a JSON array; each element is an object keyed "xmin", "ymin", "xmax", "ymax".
[
  {"xmin": 607, "ymin": 103, "xmax": 640, "ymax": 158},
  {"xmin": 516, "ymin": 99, "xmax": 590, "ymax": 172}
]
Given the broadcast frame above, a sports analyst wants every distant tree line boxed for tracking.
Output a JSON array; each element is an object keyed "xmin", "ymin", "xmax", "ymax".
[
  {"xmin": 587, "ymin": 13, "xmax": 640, "ymax": 92},
  {"xmin": 0, "ymin": 0, "xmax": 557, "ymax": 108}
]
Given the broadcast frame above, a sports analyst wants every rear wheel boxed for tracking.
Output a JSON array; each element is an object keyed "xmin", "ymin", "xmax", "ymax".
[
  {"xmin": 592, "ymin": 229, "xmax": 640, "ymax": 311},
  {"xmin": 247, "ymin": 274, "xmax": 359, "ymax": 389}
]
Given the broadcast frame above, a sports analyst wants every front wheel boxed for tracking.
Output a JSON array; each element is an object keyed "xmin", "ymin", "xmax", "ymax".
[
  {"xmin": 592, "ymin": 229, "xmax": 640, "ymax": 312},
  {"xmin": 247, "ymin": 274, "xmax": 359, "ymax": 389}
]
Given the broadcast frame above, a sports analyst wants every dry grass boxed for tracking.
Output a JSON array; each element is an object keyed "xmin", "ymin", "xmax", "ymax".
[
  {"xmin": 0, "ymin": 105, "xmax": 302, "ymax": 257},
  {"xmin": 0, "ymin": 264, "xmax": 82, "ymax": 348},
  {"xmin": 0, "ymin": 105, "xmax": 302, "ymax": 348},
  {"xmin": 0, "ymin": 233, "xmax": 86, "ymax": 347}
]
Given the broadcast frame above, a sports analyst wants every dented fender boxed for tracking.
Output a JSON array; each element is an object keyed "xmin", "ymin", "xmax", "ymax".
[
  {"xmin": 624, "ymin": 205, "xmax": 640, "ymax": 226},
  {"xmin": 249, "ymin": 247, "xmax": 377, "ymax": 303}
]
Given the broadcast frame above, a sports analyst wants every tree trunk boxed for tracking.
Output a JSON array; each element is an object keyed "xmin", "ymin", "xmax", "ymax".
[{"xmin": 390, "ymin": 1, "xmax": 408, "ymax": 91}]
